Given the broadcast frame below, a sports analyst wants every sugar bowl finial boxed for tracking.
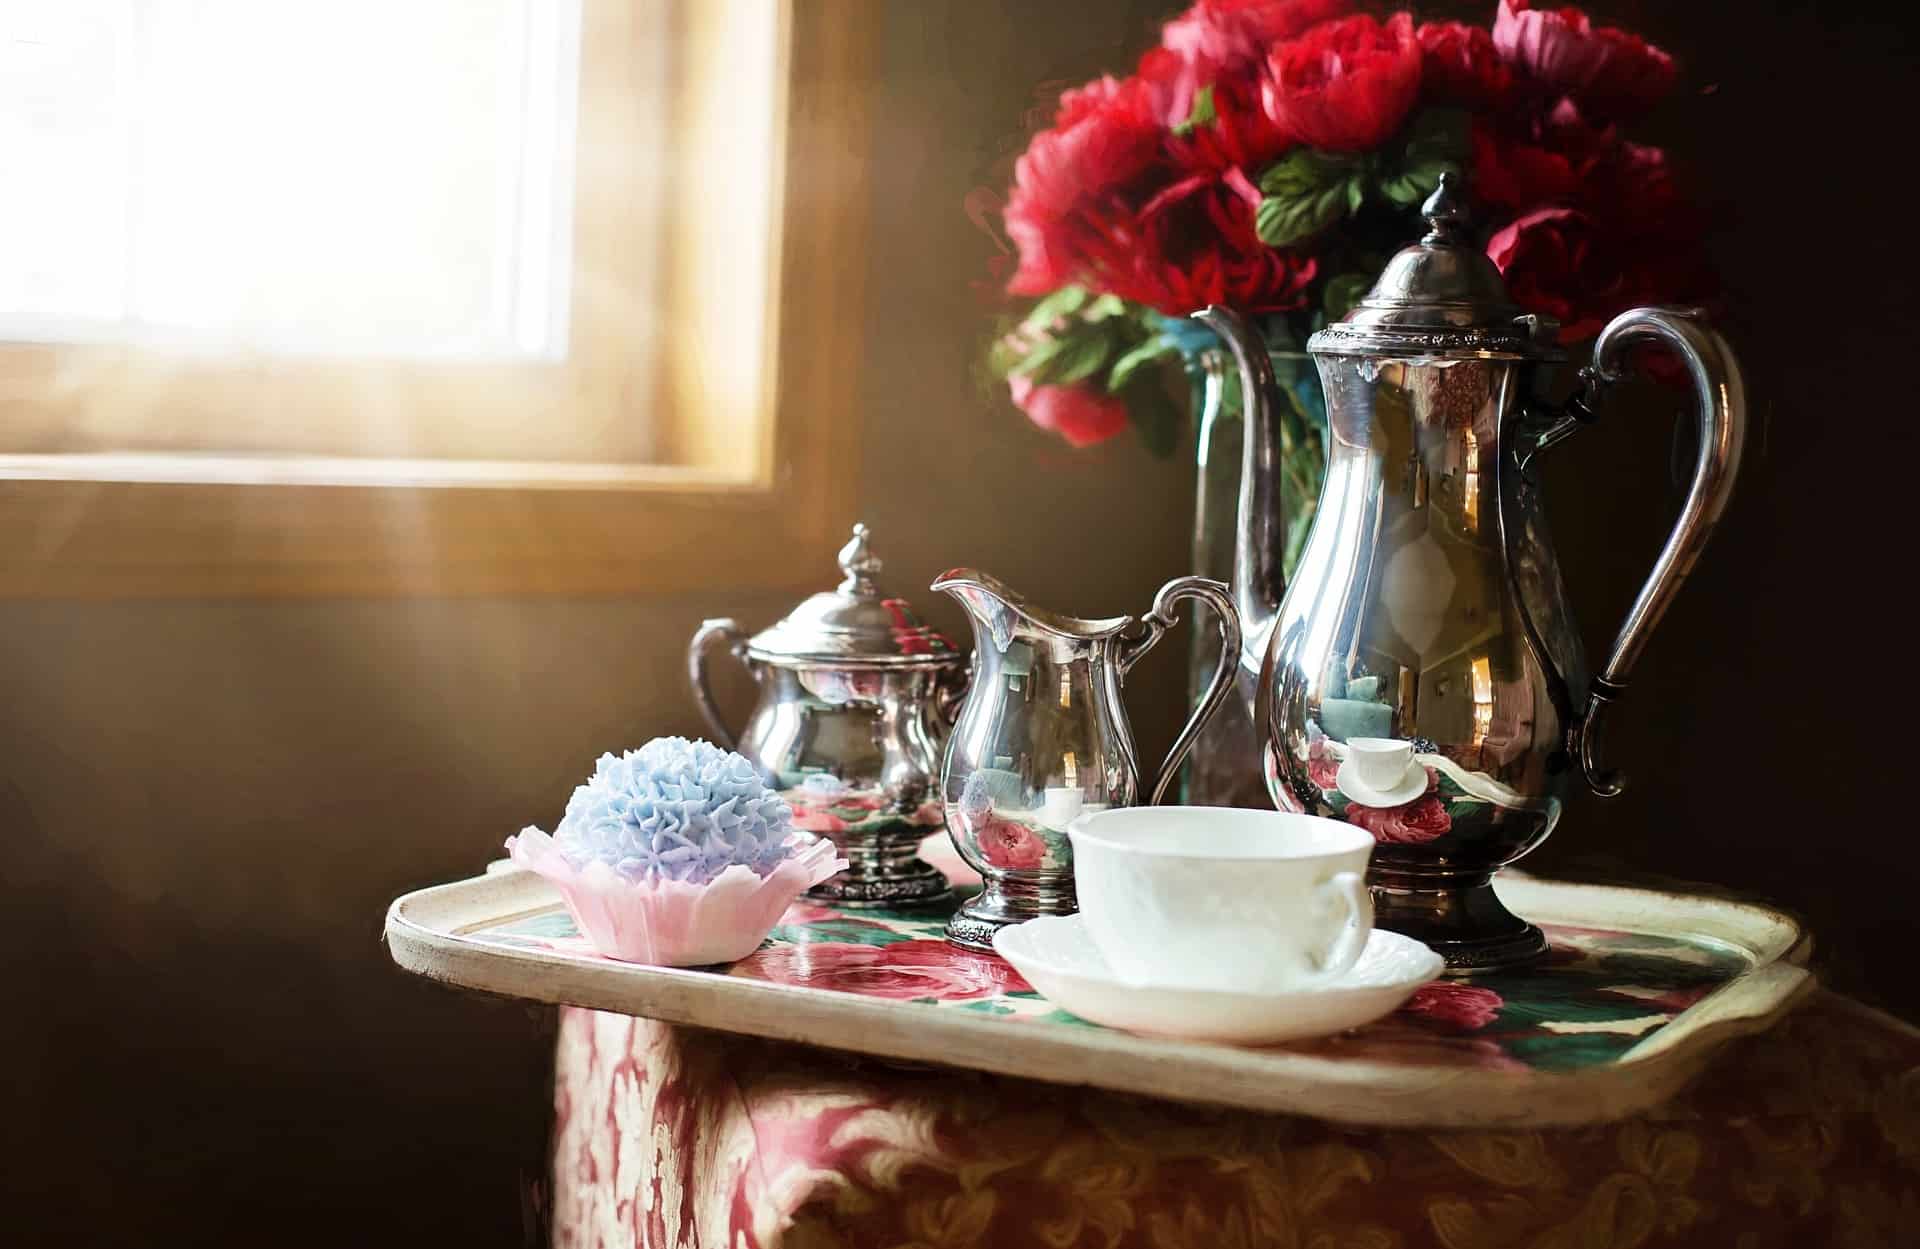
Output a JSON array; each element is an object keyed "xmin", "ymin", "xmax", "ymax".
[
  {"xmin": 1421, "ymin": 172, "xmax": 1470, "ymax": 244},
  {"xmin": 836, "ymin": 522, "xmax": 882, "ymax": 596}
]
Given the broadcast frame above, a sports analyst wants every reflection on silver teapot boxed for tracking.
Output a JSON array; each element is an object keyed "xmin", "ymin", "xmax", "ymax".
[
  {"xmin": 688, "ymin": 524, "xmax": 967, "ymax": 907},
  {"xmin": 1203, "ymin": 175, "xmax": 1747, "ymax": 969},
  {"xmin": 933, "ymin": 570, "xmax": 1240, "ymax": 950}
]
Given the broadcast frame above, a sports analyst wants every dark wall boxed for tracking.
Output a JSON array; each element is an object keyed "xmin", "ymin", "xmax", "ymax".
[
  {"xmin": 1520, "ymin": 0, "xmax": 1920, "ymax": 1011},
  {"xmin": 3, "ymin": 3, "xmax": 1914, "ymax": 1245}
]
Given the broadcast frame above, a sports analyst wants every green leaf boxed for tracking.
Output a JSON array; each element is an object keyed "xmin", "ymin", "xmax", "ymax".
[
  {"xmin": 1255, "ymin": 148, "xmax": 1366, "ymax": 248},
  {"xmin": 986, "ymin": 330, "xmax": 1026, "ymax": 378},
  {"xmin": 1405, "ymin": 107, "xmax": 1472, "ymax": 163},
  {"xmin": 1322, "ymin": 273, "xmax": 1371, "ymax": 322},
  {"xmin": 1378, "ymin": 158, "xmax": 1460, "ymax": 208},
  {"xmin": 1258, "ymin": 146, "xmax": 1365, "ymax": 199},
  {"xmin": 1172, "ymin": 83, "xmax": 1215, "ymax": 136},
  {"xmin": 1124, "ymin": 375, "xmax": 1183, "ymax": 459},
  {"xmin": 1107, "ymin": 338, "xmax": 1175, "ymax": 394},
  {"xmin": 765, "ymin": 922, "xmax": 918, "ymax": 947},
  {"xmin": 1021, "ymin": 284, "xmax": 1088, "ymax": 331},
  {"xmin": 1008, "ymin": 322, "xmax": 1117, "ymax": 386},
  {"xmin": 1376, "ymin": 108, "xmax": 1469, "ymax": 208}
]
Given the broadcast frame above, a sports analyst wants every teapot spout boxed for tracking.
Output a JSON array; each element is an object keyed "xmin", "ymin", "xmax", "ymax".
[{"xmin": 1190, "ymin": 306, "xmax": 1288, "ymax": 674}]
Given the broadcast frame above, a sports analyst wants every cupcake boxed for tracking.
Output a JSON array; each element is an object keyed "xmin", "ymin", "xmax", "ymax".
[{"xmin": 505, "ymin": 737, "xmax": 845, "ymax": 965}]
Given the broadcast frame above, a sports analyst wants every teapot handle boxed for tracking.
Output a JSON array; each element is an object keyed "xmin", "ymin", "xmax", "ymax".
[
  {"xmin": 1565, "ymin": 308, "xmax": 1748, "ymax": 797},
  {"xmin": 687, "ymin": 618, "xmax": 750, "ymax": 750},
  {"xmin": 1122, "ymin": 576, "xmax": 1242, "ymax": 805}
]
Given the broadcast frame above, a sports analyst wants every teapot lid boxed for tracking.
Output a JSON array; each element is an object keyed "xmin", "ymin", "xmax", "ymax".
[
  {"xmin": 746, "ymin": 524, "xmax": 961, "ymax": 668},
  {"xmin": 1309, "ymin": 173, "xmax": 1563, "ymax": 360}
]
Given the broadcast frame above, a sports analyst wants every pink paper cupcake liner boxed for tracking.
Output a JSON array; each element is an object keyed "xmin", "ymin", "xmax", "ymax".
[{"xmin": 505, "ymin": 828, "xmax": 846, "ymax": 966}]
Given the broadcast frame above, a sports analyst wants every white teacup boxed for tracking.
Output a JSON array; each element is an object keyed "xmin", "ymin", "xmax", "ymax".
[
  {"xmin": 1066, "ymin": 806, "xmax": 1374, "ymax": 994},
  {"xmin": 1345, "ymin": 737, "xmax": 1416, "ymax": 793}
]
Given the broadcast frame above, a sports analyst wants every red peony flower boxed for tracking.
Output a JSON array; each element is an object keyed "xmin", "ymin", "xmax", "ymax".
[
  {"xmin": 1004, "ymin": 76, "xmax": 1165, "ymax": 295},
  {"xmin": 735, "ymin": 938, "xmax": 1033, "ymax": 1001},
  {"xmin": 1081, "ymin": 168, "xmax": 1317, "ymax": 316},
  {"xmin": 1162, "ymin": 0, "xmax": 1354, "ymax": 78},
  {"xmin": 1403, "ymin": 981, "xmax": 1504, "ymax": 1030},
  {"xmin": 1168, "ymin": 74, "xmax": 1295, "ymax": 177},
  {"xmin": 1486, "ymin": 206, "xmax": 1710, "ymax": 343},
  {"xmin": 1581, "ymin": 136, "xmax": 1685, "ymax": 231},
  {"xmin": 1261, "ymin": 12, "xmax": 1422, "ymax": 153},
  {"xmin": 1416, "ymin": 20, "xmax": 1512, "ymax": 107},
  {"xmin": 974, "ymin": 812, "xmax": 1048, "ymax": 870},
  {"xmin": 1008, "ymin": 377, "xmax": 1130, "ymax": 448},
  {"xmin": 1468, "ymin": 100, "xmax": 1608, "ymax": 211},
  {"xmin": 1492, "ymin": 0, "xmax": 1677, "ymax": 119},
  {"xmin": 1345, "ymin": 793, "xmax": 1450, "ymax": 844}
]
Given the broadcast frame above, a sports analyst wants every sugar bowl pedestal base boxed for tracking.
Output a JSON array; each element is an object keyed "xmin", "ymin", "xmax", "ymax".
[
  {"xmin": 1369, "ymin": 865, "xmax": 1548, "ymax": 973},
  {"xmin": 944, "ymin": 875, "xmax": 1077, "ymax": 952},
  {"xmin": 805, "ymin": 833, "xmax": 953, "ymax": 909}
]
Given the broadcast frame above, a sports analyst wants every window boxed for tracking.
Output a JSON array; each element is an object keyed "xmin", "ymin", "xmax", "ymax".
[{"xmin": 0, "ymin": 0, "xmax": 871, "ymax": 595}]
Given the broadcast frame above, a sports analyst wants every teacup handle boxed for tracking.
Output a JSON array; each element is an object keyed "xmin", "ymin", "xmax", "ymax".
[
  {"xmin": 1121, "ymin": 576, "xmax": 1242, "ymax": 805},
  {"xmin": 1314, "ymin": 871, "xmax": 1372, "ymax": 979}
]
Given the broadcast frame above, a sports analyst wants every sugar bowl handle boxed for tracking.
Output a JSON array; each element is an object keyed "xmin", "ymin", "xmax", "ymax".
[
  {"xmin": 687, "ymin": 618, "xmax": 750, "ymax": 750},
  {"xmin": 1121, "ymin": 576, "xmax": 1242, "ymax": 806},
  {"xmin": 1568, "ymin": 308, "xmax": 1748, "ymax": 797}
]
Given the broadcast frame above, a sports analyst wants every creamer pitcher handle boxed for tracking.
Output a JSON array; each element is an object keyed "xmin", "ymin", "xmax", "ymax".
[
  {"xmin": 1569, "ymin": 308, "xmax": 1747, "ymax": 797},
  {"xmin": 1127, "ymin": 576, "xmax": 1242, "ymax": 805},
  {"xmin": 687, "ymin": 618, "xmax": 749, "ymax": 750}
]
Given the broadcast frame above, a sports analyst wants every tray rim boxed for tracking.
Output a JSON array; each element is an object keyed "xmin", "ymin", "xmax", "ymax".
[{"xmin": 384, "ymin": 868, "xmax": 1814, "ymax": 1129}]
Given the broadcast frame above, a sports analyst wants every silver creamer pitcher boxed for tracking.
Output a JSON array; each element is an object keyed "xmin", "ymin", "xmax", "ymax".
[
  {"xmin": 932, "ymin": 570, "xmax": 1240, "ymax": 950},
  {"xmin": 1199, "ymin": 175, "xmax": 1747, "ymax": 969}
]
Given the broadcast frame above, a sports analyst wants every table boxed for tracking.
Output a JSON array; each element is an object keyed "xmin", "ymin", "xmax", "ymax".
[{"xmin": 545, "ymin": 989, "xmax": 1920, "ymax": 1248}]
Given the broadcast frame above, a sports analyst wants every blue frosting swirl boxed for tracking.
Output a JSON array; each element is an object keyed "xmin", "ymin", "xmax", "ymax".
[{"xmin": 550, "ymin": 737, "xmax": 797, "ymax": 884}]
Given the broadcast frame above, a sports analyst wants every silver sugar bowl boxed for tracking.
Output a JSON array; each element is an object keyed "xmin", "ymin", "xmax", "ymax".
[{"xmin": 688, "ymin": 524, "xmax": 967, "ymax": 907}]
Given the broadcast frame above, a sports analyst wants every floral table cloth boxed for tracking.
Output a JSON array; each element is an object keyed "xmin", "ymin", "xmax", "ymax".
[
  {"xmin": 525, "ymin": 853, "xmax": 1920, "ymax": 1249},
  {"xmin": 549, "ymin": 989, "xmax": 1920, "ymax": 1249}
]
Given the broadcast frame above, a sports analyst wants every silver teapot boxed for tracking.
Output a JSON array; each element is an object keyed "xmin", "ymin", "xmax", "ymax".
[
  {"xmin": 933, "ymin": 570, "xmax": 1240, "ymax": 949},
  {"xmin": 1201, "ymin": 175, "xmax": 1748, "ymax": 969},
  {"xmin": 688, "ymin": 524, "xmax": 967, "ymax": 907}
]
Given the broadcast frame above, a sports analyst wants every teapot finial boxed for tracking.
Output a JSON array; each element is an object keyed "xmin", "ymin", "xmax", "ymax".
[
  {"xmin": 836, "ymin": 523, "xmax": 882, "ymax": 596},
  {"xmin": 1420, "ymin": 172, "xmax": 1470, "ymax": 244}
]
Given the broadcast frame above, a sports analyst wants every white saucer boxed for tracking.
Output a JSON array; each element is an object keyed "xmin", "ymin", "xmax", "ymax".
[
  {"xmin": 1335, "ymin": 756, "xmax": 1428, "ymax": 807},
  {"xmin": 993, "ymin": 915, "xmax": 1443, "ymax": 1045}
]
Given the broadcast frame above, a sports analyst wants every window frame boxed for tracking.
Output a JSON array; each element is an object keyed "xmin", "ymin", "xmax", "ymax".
[{"xmin": 0, "ymin": 0, "xmax": 870, "ymax": 598}]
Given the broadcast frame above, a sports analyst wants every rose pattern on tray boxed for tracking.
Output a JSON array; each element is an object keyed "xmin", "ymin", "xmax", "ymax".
[
  {"xmin": 477, "ymin": 888, "xmax": 1751, "ymax": 1071},
  {"xmin": 735, "ymin": 938, "xmax": 1035, "ymax": 1002}
]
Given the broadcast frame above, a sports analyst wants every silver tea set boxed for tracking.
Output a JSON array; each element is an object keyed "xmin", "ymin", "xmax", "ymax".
[{"xmin": 688, "ymin": 177, "xmax": 1747, "ymax": 969}]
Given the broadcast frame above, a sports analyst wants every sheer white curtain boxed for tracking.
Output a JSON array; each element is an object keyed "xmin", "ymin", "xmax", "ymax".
[{"xmin": 0, "ymin": 0, "xmax": 583, "ymax": 360}]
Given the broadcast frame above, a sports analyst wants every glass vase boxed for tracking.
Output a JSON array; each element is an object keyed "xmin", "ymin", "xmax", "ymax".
[{"xmin": 1181, "ymin": 343, "xmax": 1327, "ymax": 807}]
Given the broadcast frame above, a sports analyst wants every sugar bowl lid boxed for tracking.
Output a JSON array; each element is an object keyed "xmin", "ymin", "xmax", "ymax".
[
  {"xmin": 746, "ymin": 524, "xmax": 960, "ymax": 668},
  {"xmin": 1309, "ymin": 173, "xmax": 1563, "ymax": 360}
]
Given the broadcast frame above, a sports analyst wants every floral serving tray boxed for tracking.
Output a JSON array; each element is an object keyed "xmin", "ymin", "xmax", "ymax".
[{"xmin": 384, "ymin": 866, "xmax": 1812, "ymax": 1128}]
